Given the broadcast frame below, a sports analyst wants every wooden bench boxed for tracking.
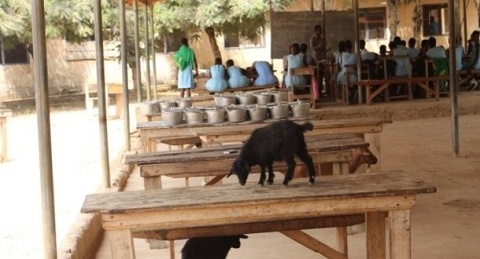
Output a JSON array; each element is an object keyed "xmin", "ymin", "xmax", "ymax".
[
  {"xmin": 287, "ymin": 66, "xmax": 317, "ymax": 105},
  {"xmin": 81, "ymin": 170, "xmax": 436, "ymax": 259},
  {"xmin": 125, "ymin": 134, "xmax": 370, "ymax": 189},
  {"xmin": 357, "ymin": 75, "xmax": 450, "ymax": 105}
]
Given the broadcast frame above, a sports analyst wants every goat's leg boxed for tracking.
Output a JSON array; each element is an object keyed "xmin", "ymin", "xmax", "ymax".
[
  {"xmin": 258, "ymin": 166, "xmax": 266, "ymax": 186},
  {"xmin": 266, "ymin": 163, "xmax": 275, "ymax": 185},
  {"xmin": 283, "ymin": 159, "xmax": 297, "ymax": 186},
  {"xmin": 297, "ymin": 152, "xmax": 316, "ymax": 184}
]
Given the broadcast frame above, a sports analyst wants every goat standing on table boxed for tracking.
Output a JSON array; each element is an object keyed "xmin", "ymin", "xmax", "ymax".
[{"xmin": 228, "ymin": 120, "xmax": 316, "ymax": 186}]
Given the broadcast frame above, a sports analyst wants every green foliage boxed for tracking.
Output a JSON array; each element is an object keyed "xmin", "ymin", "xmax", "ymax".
[{"xmin": 153, "ymin": 0, "xmax": 293, "ymax": 42}]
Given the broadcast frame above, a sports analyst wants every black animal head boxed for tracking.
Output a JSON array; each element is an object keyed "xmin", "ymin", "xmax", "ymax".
[
  {"xmin": 226, "ymin": 234, "xmax": 249, "ymax": 249},
  {"xmin": 228, "ymin": 158, "xmax": 250, "ymax": 186}
]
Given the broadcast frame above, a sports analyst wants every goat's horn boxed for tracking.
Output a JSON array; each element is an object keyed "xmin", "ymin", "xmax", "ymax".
[{"xmin": 227, "ymin": 169, "xmax": 233, "ymax": 177}]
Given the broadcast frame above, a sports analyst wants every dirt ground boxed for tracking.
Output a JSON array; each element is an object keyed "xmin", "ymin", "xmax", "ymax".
[{"xmin": 1, "ymin": 99, "xmax": 479, "ymax": 258}]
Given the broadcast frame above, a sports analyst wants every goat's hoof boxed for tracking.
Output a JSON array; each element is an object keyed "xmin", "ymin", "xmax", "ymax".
[
  {"xmin": 309, "ymin": 178, "xmax": 315, "ymax": 185},
  {"xmin": 267, "ymin": 180, "xmax": 274, "ymax": 185},
  {"xmin": 257, "ymin": 182, "xmax": 265, "ymax": 187}
]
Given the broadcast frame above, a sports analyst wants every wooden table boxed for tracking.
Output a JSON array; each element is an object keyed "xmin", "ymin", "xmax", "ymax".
[
  {"xmin": 81, "ymin": 170, "xmax": 436, "ymax": 259},
  {"xmin": 0, "ymin": 109, "xmax": 12, "ymax": 163},
  {"xmin": 125, "ymin": 134, "xmax": 370, "ymax": 189}
]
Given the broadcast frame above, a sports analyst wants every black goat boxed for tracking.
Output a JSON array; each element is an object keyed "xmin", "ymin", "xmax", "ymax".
[
  {"xmin": 228, "ymin": 120, "xmax": 316, "ymax": 186},
  {"xmin": 181, "ymin": 235, "xmax": 248, "ymax": 259}
]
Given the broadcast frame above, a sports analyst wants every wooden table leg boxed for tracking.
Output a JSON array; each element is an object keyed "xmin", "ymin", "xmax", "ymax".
[
  {"xmin": 109, "ymin": 229, "xmax": 136, "ymax": 259},
  {"xmin": 389, "ymin": 209, "xmax": 411, "ymax": 259},
  {"xmin": 366, "ymin": 211, "xmax": 386, "ymax": 258},
  {"xmin": 0, "ymin": 117, "xmax": 6, "ymax": 162}
]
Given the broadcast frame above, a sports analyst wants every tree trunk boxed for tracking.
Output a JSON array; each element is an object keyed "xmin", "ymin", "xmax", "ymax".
[
  {"xmin": 387, "ymin": 0, "xmax": 399, "ymax": 41},
  {"xmin": 205, "ymin": 27, "xmax": 222, "ymax": 60},
  {"xmin": 412, "ymin": 0, "xmax": 423, "ymax": 41}
]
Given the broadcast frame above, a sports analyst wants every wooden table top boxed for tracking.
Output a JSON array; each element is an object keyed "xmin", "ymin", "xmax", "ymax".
[
  {"xmin": 125, "ymin": 134, "xmax": 368, "ymax": 165},
  {"xmin": 82, "ymin": 170, "xmax": 436, "ymax": 214},
  {"xmin": 190, "ymin": 117, "xmax": 391, "ymax": 137}
]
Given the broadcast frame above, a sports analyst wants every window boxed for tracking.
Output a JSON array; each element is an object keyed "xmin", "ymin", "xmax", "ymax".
[
  {"xmin": 423, "ymin": 4, "xmax": 448, "ymax": 36},
  {"xmin": 0, "ymin": 37, "xmax": 29, "ymax": 65},
  {"xmin": 359, "ymin": 8, "xmax": 387, "ymax": 40},
  {"xmin": 224, "ymin": 28, "xmax": 265, "ymax": 48}
]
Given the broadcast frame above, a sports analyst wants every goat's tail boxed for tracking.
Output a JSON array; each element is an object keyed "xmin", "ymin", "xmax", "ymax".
[{"xmin": 302, "ymin": 121, "xmax": 314, "ymax": 132}]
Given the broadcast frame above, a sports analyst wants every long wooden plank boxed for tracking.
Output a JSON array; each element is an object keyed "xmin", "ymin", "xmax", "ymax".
[
  {"xmin": 82, "ymin": 171, "xmax": 435, "ymax": 215},
  {"xmin": 132, "ymin": 214, "xmax": 365, "ymax": 240},
  {"xmin": 127, "ymin": 134, "xmax": 367, "ymax": 166},
  {"xmin": 140, "ymin": 150, "xmax": 351, "ymax": 178}
]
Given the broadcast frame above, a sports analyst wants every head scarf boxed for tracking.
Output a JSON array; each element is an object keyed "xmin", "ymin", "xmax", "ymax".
[{"xmin": 175, "ymin": 45, "xmax": 194, "ymax": 70}]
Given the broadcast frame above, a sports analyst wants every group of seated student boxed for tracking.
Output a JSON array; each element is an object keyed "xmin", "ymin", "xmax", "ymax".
[
  {"xmin": 281, "ymin": 42, "xmax": 315, "ymax": 88},
  {"xmin": 455, "ymin": 30, "xmax": 480, "ymax": 90},
  {"xmin": 205, "ymin": 58, "xmax": 278, "ymax": 92}
]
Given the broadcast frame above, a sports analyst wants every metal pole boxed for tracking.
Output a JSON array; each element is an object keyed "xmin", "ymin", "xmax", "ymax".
[
  {"xmin": 353, "ymin": 0, "xmax": 363, "ymax": 104},
  {"xmin": 144, "ymin": 4, "xmax": 152, "ymax": 101},
  {"xmin": 448, "ymin": 0, "xmax": 459, "ymax": 156},
  {"xmin": 120, "ymin": 0, "xmax": 131, "ymax": 151},
  {"xmin": 150, "ymin": 5, "xmax": 158, "ymax": 100},
  {"xmin": 463, "ymin": 0, "xmax": 467, "ymax": 48},
  {"xmin": 31, "ymin": 0, "xmax": 56, "ymax": 258},
  {"xmin": 94, "ymin": 0, "xmax": 111, "ymax": 187},
  {"xmin": 134, "ymin": 0, "xmax": 143, "ymax": 103}
]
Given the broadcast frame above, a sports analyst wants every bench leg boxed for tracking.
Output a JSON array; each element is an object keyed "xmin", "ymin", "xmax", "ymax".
[
  {"xmin": 366, "ymin": 211, "xmax": 386, "ymax": 259},
  {"xmin": 336, "ymin": 227, "xmax": 348, "ymax": 256},
  {"xmin": 109, "ymin": 229, "xmax": 136, "ymax": 259},
  {"xmin": 389, "ymin": 209, "xmax": 411, "ymax": 259}
]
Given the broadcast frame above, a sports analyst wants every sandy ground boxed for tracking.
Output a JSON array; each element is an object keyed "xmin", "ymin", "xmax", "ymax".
[
  {"xmin": 97, "ymin": 114, "xmax": 480, "ymax": 258},
  {"xmin": 0, "ymin": 107, "xmax": 127, "ymax": 258},
  {"xmin": 1, "ymin": 102, "xmax": 480, "ymax": 258}
]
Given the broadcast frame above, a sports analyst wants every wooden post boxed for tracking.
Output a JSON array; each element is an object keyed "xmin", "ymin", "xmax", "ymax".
[
  {"xmin": 366, "ymin": 211, "xmax": 386, "ymax": 258},
  {"xmin": 134, "ymin": 0, "xmax": 143, "ymax": 103},
  {"xmin": 389, "ymin": 209, "xmax": 411, "ymax": 259},
  {"xmin": 119, "ymin": 0, "xmax": 131, "ymax": 151}
]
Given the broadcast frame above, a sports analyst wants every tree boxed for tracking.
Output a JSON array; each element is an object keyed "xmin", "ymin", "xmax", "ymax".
[
  {"xmin": 386, "ymin": 0, "xmax": 415, "ymax": 41},
  {"xmin": 152, "ymin": 0, "xmax": 293, "ymax": 60}
]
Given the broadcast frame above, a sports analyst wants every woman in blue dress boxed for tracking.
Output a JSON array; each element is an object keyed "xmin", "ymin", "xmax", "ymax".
[
  {"xmin": 206, "ymin": 57, "xmax": 228, "ymax": 92},
  {"xmin": 284, "ymin": 43, "xmax": 307, "ymax": 88},
  {"xmin": 252, "ymin": 61, "xmax": 278, "ymax": 86},
  {"xmin": 175, "ymin": 38, "xmax": 198, "ymax": 98},
  {"xmin": 226, "ymin": 59, "xmax": 249, "ymax": 88}
]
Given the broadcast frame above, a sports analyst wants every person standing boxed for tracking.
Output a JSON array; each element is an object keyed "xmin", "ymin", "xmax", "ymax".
[
  {"xmin": 309, "ymin": 24, "xmax": 326, "ymax": 62},
  {"xmin": 428, "ymin": 16, "xmax": 440, "ymax": 35},
  {"xmin": 175, "ymin": 38, "xmax": 198, "ymax": 98}
]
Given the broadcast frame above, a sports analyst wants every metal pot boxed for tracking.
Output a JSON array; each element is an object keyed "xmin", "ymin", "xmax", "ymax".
[
  {"xmin": 226, "ymin": 106, "xmax": 247, "ymax": 123},
  {"xmin": 272, "ymin": 91, "xmax": 288, "ymax": 103},
  {"xmin": 162, "ymin": 107, "xmax": 183, "ymax": 126},
  {"xmin": 159, "ymin": 100, "xmax": 176, "ymax": 111},
  {"xmin": 290, "ymin": 101, "xmax": 311, "ymax": 118},
  {"xmin": 142, "ymin": 101, "xmax": 160, "ymax": 115},
  {"xmin": 254, "ymin": 93, "xmax": 273, "ymax": 105},
  {"xmin": 247, "ymin": 105, "xmax": 268, "ymax": 121},
  {"xmin": 177, "ymin": 98, "xmax": 193, "ymax": 108},
  {"xmin": 184, "ymin": 108, "xmax": 205, "ymax": 124},
  {"xmin": 214, "ymin": 95, "xmax": 236, "ymax": 107},
  {"xmin": 236, "ymin": 94, "xmax": 255, "ymax": 105},
  {"xmin": 268, "ymin": 102, "xmax": 290, "ymax": 119},
  {"xmin": 205, "ymin": 107, "xmax": 226, "ymax": 124}
]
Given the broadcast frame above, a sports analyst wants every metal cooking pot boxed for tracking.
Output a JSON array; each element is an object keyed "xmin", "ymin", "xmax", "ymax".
[
  {"xmin": 214, "ymin": 95, "xmax": 236, "ymax": 107},
  {"xmin": 162, "ymin": 107, "xmax": 183, "ymax": 126},
  {"xmin": 205, "ymin": 106, "xmax": 226, "ymax": 124},
  {"xmin": 268, "ymin": 102, "xmax": 290, "ymax": 119},
  {"xmin": 247, "ymin": 104, "xmax": 268, "ymax": 121},
  {"xmin": 236, "ymin": 94, "xmax": 255, "ymax": 105},
  {"xmin": 184, "ymin": 108, "xmax": 205, "ymax": 124},
  {"xmin": 290, "ymin": 101, "xmax": 311, "ymax": 118},
  {"xmin": 176, "ymin": 98, "xmax": 193, "ymax": 108},
  {"xmin": 254, "ymin": 93, "xmax": 273, "ymax": 105},
  {"xmin": 226, "ymin": 106, "xmax": 247, "ymax": 123},
  {"xmin": 159, "ymin": 100, "xmax": 176, "ymax": 111},
  {"xmin": 272, "ymin": 91, "xmax": 288, "ymax": 103}
]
